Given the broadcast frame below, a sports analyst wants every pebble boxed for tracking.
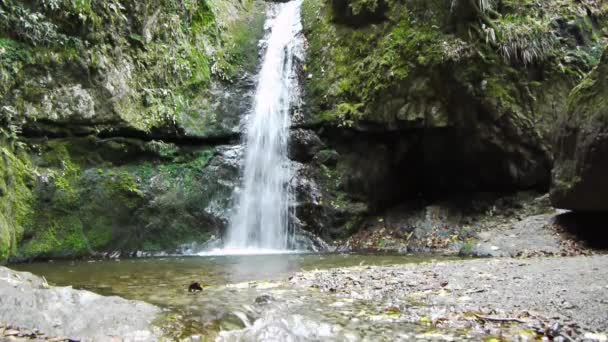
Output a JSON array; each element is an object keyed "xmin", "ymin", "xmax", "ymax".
[
  {"xmin": 561, "ymin": 301, "xmax": 575, "ymax": 309},
  {"xmin": 583, "ymin": 333, "xmax": 608, "ymax": 342},
  {"xmin": 5, "ymin": 329, "xmax": 19, "ymax": 336},
  {"xmin": 0, "ymin": 325, "xmax": 58, "ymax": 340}
]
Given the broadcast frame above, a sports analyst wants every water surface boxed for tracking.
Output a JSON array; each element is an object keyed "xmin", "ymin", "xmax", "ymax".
[{"xmin": 14, "ymin": 254, "xmax": 451, "ymax": 339}]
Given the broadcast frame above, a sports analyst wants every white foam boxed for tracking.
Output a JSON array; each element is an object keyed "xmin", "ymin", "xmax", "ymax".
[{"xmin": 195, "ymin": 248, "xmax": 306, "ymax": 257}]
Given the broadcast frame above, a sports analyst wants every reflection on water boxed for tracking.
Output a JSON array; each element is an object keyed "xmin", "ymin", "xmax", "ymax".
[
  {"xmin": 13, "ymin": 254, "xmax": 448, "ymax": 339},
  {"xmin": 15, "ymin": 253, "xmax": 439, "ymax": 292}
]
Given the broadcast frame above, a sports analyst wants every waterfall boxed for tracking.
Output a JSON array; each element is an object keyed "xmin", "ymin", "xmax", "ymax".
[{"xmin": 224, "ymin": 0, "xmax": 304, "ymax": 251}]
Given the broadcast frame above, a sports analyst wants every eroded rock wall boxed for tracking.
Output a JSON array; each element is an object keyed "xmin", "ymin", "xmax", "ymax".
[
  {"xmin": 294, "ymin": 0, "xmax": 607, "ymax": 241},
  {"xmin": 551, "ymin": 47, "xmax": 608, "ymax": 211}
]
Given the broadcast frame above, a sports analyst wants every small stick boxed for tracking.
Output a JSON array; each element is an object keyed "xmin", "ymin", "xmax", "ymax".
[{"xmin": 474, "ymin": 314, "xmax": 526, "ymax": 324}]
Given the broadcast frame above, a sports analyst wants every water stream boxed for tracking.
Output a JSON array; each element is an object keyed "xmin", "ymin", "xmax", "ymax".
[{"xmin": 225, "ymin": 0, "xmax": 304, "ymax": 251}]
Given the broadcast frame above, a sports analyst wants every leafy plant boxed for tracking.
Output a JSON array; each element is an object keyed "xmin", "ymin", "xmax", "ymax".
[{"xmin": 336, "ymin": 102, "xmax": 364, "ymax": 127}]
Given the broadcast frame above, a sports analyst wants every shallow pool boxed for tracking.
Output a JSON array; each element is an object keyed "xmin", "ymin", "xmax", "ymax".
[{"xmin": 13, "ymin": 253, "xmax": 454, "ymax": 339}]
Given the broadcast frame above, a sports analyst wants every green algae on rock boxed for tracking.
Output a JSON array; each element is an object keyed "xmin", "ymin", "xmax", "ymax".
[{"xmin": 0, "ymin": 0, "xmax": 266, "ymax": 261}]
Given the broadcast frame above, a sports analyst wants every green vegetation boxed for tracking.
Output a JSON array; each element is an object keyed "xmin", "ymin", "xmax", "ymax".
[
  {"xmin": 303, "ymin": 0, "xmax": 448, "ymax": 126},
  {"xmin": 302, "ymin": 0, "xmax": 607, "ymax": 127},
  {"xmin": 0, "ymin": 141, "xmax": 33, "ymax": 263},
  {"xmin": 494, "ymin": 15, "xmax": 557, "ymax": 65},
  {"xmin": 459, "ymin": 240, "xmax": 476, "ymax": 255}
]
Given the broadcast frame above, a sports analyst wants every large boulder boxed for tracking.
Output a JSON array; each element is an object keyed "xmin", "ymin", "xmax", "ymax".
[
  {"xmin": 0, "ymin": 266, "xmax": 160, "ymax": 340},
  {"xmin": 551, "ymin": 48, "xmax": 608, "ymax": 211}
]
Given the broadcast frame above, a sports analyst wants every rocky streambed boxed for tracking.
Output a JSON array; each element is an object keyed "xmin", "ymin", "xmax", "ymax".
[{"xmin": 222, "ymin": 256, "xmax": 608, "ymax": 341}]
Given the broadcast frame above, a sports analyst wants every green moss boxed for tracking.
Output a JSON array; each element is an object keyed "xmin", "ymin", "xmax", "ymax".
[
  {"xmin": 302, "ymin": 0, "xmax": 607, "ymax": 127},
  {"xmin": 0, "ymin": 37, "xmax": 31, "ymax": 98},
  {"xmin": 16, "ymin": 140, "xmax": 221, "ymax": 259},
  {"xmin": 1, "ymin": 0, "xmax": 267, "ymax": 136},
  {"xmin": 567, "ymin": 51, "xmax": 608, "ymax": 121},
  {"xmin": 20, "ymin": 215, "xmax": 89, "ymax": 258},
  {"xmin": 0, "ymin": 141, "xmax": 34, "ymax": 263},
  {"xmin": 0, "ymin": 214, "xmax": 10, "ymax": 262},
  {"xmin": 302, "ymin": 0, "xmax": 459, "ymax": 125},
  {"xmin": 211, "ymin": 3, "xmax": 266, "ymax": 80}
]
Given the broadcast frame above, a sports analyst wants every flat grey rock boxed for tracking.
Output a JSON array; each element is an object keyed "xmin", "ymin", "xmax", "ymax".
[{"xmin": 0, "ymin": 266, "xmax": 161, "ymax": 341}]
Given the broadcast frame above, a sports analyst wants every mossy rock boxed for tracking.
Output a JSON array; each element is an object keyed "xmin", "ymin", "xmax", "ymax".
[
  {"xmin": 0, "ymin": 141, "xmax": 34, "ymax": 264},
  {"xmin": 299, "ymin": 0, "xmax": 608, "ymax": 201},
  {"xmin": 0, "ymin": 0, "xmax": 266, "ymax": 140},
  {"xmin": 293, "ymin": 0, "xmax": 608, "ymax": 239},
  {"xmin": 15, "ymin": 138, "xmax": 237, "ymax": 260},
  {"xmin": 551, "ymin": 47, "xmax": 608, "ymax": 211}
]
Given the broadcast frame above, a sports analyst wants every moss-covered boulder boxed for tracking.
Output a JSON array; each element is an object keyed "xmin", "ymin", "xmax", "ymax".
[{"xmin": 551, "ymin": 47, "xmax": 608, "ymax": 211}]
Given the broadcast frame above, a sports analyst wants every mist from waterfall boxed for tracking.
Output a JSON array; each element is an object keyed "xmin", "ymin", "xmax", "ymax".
[{"xmin": 223, "ymin": 0, "xmax": 304, "ymax": 252}]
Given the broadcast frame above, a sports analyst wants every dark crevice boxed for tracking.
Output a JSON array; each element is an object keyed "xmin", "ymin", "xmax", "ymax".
[
  {"xmin": 20, "ymin": 120, "xmax": 241, "ymax": 146},
  {"xmin": 554, "ymin": 212, "xmax": 608, "ymax": 250},
  {"xmin": 315, "ymin": 125, "xmax": 551, "ymax": 211}
]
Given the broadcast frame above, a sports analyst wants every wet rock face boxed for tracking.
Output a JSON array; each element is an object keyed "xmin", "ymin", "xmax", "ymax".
[
  {"xmin": 1, "ymin": 0, "xmax": 266, "ymax": 141},
  {"xmin": 38, "ymin": 84, "xmax": 97, "ymax": 122},
  {"xmin": 551, "ymin": 48, "xmax": 608, "ymax": 211},
  {"xmin": 0, "ymin": 0, "xmax": 268, "ymax": 258},
  {"xmin": 292, "ymin": 163, "xmax": 328, "ymax": 237},
  {"xmin": 288, "ymin": 124, "xmax": 551, "ymax": 242},
  {"xmin": 288, "ymin": 129, "xmax": 325, "ymax": 163}
]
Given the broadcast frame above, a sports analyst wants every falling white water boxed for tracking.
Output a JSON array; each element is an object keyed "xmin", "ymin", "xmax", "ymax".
[{"xmin": 223, "ymin": 0, "xmax": 304, "ymax": 252}]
